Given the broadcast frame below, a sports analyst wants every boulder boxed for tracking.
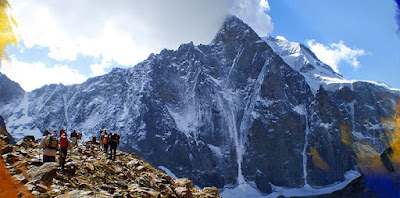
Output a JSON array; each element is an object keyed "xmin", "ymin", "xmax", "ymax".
[
  {"xmin": 63, "ymin": 162, "xmax": 78, "ymax": 175},
  {"xmin": 26, "ymin": 162, "xmax": 58, "ymax": 186},
  {"xmin": 202, "ymin": 187, "xmax": 220, "ymax": 197},
  {"xmin": 1, "ymin": 145, "xmax": 13, "ymax": 154},
  {"xmin": 175, "ymin": 186, "xmax": 193, "ymax": 198},
  {"xmin": 174, "ymin": 178, "xmax": 194, "ymax": 189}
]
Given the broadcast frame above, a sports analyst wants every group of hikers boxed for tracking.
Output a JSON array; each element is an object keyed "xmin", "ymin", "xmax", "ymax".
[
  {"xmin": 99, "ymin": 129, "xmax": 120, "ymax": 161},
  {"xmin": 38, "ymin": 128, "xmax": 120, "ymax": 171}
]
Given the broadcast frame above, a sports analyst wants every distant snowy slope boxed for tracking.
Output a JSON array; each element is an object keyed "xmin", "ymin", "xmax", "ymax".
[{"xmin": 264, "ymin": 36, "xmax": 344, "ymax": 93}]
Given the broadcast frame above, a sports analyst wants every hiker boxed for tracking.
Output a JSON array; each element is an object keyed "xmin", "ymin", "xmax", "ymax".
[
  {"xmin": 71, "ymin": 129, "xmax": 78, "ymax": 146},
  {"xmin": 78, "ymin": 131, "xmax": 82, "ymax": 140},
  {"xmin": 99, "ymin": 129, "xmax": 105, "ymax": 151},
  {"xmin": 109, "ymin": 133, "xmax": 120, "ymax": 161},
  {"xmin": 102, "ymin": 130, "xmax": 109, "ymax": 154},
  {"xmin": 39, "ymin": 130, "xmax": 59, "ymax": 163},
  {"xmin": 59, "ymin": 131, "xmax": 71, "ymax": 171},
  {"xmin": 52, "ymin": 130, "xmax": 57, "ymax": 137},
  {"xmin": 59, "ymin": 129, "xmax": 66, "ymax": 138}
]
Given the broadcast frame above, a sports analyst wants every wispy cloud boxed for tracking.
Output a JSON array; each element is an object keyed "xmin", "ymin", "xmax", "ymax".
[
  {"xmin": 5, "ymin": 0, "xmax": 274, "ymax": 91},
  {"xmin": 229, "ymin": 0, "xmax": 273, "ymax": 36},
  {"xmin": 0, "ymin": 56, "xmax": 87, "ymax": 91},
  {"xmin": 10, "ymin": 0, "xmax": 273, "ymax": 67},
  {"xmin": 306, "ymin": 40, "xmax": 366, "ymax": 73}
]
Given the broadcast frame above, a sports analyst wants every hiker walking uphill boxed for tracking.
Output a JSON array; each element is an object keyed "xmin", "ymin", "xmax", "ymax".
[
  {"xmin": 59, "ymin": 131, "xmax": 71, "ymax": 171},
  {"xmin": 109, "ymin": 133, "xmax": 120, "ymax": 161},
  {"xmin": 39, "ymin": 130, "xmax": 59, "ymax": 163},
  {"xmin": 99, "ymin": 129, "xmax": 105, "ymax": 151},
  {"xmin": 71, "ymin": 129, "xmax": 78, "ymax": 146},
  {"xmin": 102, "ymin": 130, "xmax": 110, "ymax": 154}
]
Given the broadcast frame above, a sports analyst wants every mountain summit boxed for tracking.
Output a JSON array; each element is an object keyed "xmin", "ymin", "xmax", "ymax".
[{"xmin": 0, "ymin": 15, "xmax": 399, "ymax": 196}]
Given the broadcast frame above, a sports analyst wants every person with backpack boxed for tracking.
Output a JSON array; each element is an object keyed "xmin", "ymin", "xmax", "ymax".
[
  {"xmin": 39, "ymin": 130, "xmax": 59, "ymax": 163},
  {"xmin": 99, "ymin": 129, "xmax": 105, "ymax": 151},
  {"xmin": 102, "ymin": 130, "xmax": 109, "ymax": 154},
  {"xmin": 109, "ymin": 133, "xmax": 120, "ymax": 161},
  {"xmin": 70, "ymin": 129, "xmax": 78, "ymax": 146},
  {"xmin": 59, "ymin": 131, "xmax": 71, "ymax": 171}
]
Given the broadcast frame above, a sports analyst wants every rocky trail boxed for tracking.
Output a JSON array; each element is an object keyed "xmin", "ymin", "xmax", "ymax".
[{"xmin": 0, "ymin": 134, "xmax": 221, "ymax": 198}]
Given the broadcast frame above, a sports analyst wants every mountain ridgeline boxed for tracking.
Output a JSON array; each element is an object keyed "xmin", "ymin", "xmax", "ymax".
[{"xmin": 1, "ymin": 16, "xmax": 399, "ymax": 194}]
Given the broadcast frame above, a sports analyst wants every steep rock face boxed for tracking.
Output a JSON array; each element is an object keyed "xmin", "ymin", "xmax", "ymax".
[
  {"xmin": 0, "ymin": 115, "xmax": 15, "ymax": 144},
  {"xmin": 0, "ymin": 73, "xmax": 24, "ymax": 106},
  {"xmin": 0, "ymin": 15, "xmax": 399, "ymax": 195}
]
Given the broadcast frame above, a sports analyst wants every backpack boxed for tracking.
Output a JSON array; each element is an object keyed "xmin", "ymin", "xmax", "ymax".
[
  {"xmin": 103, "ymin": 135, "xmax": 108, "ymax": 145},
  {"xmin": 111, "ymin": 134, "xmax": 117, "ymax": 143},
  {"xmin": 60, "ymin": 135, "xmax": 68, "ymax": 148},
  {"xmin": 45, "ymin": 135, "xmax": 58, "ymax": 149}
]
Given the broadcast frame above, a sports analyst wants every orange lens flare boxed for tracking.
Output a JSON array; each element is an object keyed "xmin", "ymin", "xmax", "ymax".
[
  {"xmin": 0, "ymin": 0, "xmax": 19, "ymax": 61},
  {"xmin": 310, "ymin": 147, "xmax": 329, "ymax": 170}
]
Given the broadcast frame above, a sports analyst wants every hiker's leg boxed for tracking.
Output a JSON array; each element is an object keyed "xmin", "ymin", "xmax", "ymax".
[
  {"xmin": 49, "ymin": 156, "xmax": 56, "ymax": 162},
  {"xmin": 61, "ymin": 149, "xmax": 67, "ymax": 170},
  {"xmin": 113, "ymin": 147, "xmax": 116, "ymax": 161}
]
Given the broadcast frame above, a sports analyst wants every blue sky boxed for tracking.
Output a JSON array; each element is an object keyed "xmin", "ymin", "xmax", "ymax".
[
  {"xmin": 269, "ymin": 0, "xmax": 400, "ymax": 88},
  {"xmin": 2, "ymin": 0, "xmax": 400, "ymax": 91}
]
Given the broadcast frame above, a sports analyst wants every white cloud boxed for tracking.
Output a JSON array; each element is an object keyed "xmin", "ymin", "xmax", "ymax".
[
  {"xmin": 89, "ymin": 60, "xmax": 112, "ymax": 77},
  {"xmin": 0, "ymin": 57, "xmax": 87, "ymax": 91},
  {"xmin": 4, "ymin": 0, "xmax": 273, "ymax": 91},
  {"xmin": 306, "ymin": 40, "xmax": 366, "ymax": 73},
  {"xmin": 9, "ymin": 0, "xmax": 273, "ymax": 67},
  {"xmin": 9, "ymin": 0, "xmax": 228, "ymax": 67},
  {"xmin": 229, "ymin": 0, "xmax": 273, "ymax": 36}
]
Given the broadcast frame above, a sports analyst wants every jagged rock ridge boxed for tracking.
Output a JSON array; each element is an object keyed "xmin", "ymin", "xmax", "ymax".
[
  {"xmin": 0, "ymin": 134, "xmax": 221, "ymax": 197},
  {"xmin": 0, "ymin": 15, "xmax": 399, "ymax": 195}
]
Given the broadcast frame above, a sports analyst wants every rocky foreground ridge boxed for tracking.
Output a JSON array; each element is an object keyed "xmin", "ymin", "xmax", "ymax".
[{"xmin": 0, "ymin": 134, "xmax": 220, "ymax": 198}]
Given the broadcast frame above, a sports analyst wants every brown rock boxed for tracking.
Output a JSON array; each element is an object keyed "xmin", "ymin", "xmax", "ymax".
[
  {"xmin": 13, "ymin": 174, "xmax": 28, "ymax": 184},
  {"xmin": 26, "ymin": 162, "xmax": 58, "ymax": 186},
  {"xmin": 23, "ymin": 136, "xmax": 35, "ymax": 142},
  {"xmin": 58, "ymin": 190, "xmax": 94, "ymax": 198},
  {"xmin": 36, "ymin": 183, "xmax": 48, "ymax": 193},
  {"xmin": 202, "ymin": 187, "xmax": 220, "ymax": 197},
  {"xmin": 136, "ymin": 165, "xmax": 145, "ymax": 171},
  {"xmin": 84, "ymin": 162, "xmax": 95, "ymax": 171},
  {"xmin": 1, "ymin": 145, "xmax": 13, "ymax": 154},
  {"xmin": 0, "ymin": 134, "xmax": 11, "ymax": 144},
  {"xmin": 127, "ymin": 159, "xmax": 139, "ymax": 167},
  {"xmin": 12, "ymin": 161, "xmax": 27, "ymax": 174},
  {"xmin": 31, "ymin": 191, "xmax": 40, "ymax": 196},
  {"xmin": 63, "ymin": 162, "xmax": 77, "ymax": 175},
  {"xmin": 101, "ymin": 184, "xmax": 116, "ymax": 194},
  {"xmin": 175, "ymin": 186, "xmax": 193, "ymax": 198},
  {"xmin": 78, "ymin": 183, "xmax": 93, "ymax": 190},
  {"xmin": 174, "ymin": 178, "xmax": 194, "ymax": 189},
  {"xmin": 7, "ymin": 153, "xmax": 22, "ymax": 164}
]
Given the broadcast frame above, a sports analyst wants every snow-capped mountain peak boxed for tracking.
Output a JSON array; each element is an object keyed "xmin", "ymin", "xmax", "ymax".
[{"xmin": 264, "ymin": 36, "xmax": 344, "ymax": 94}]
